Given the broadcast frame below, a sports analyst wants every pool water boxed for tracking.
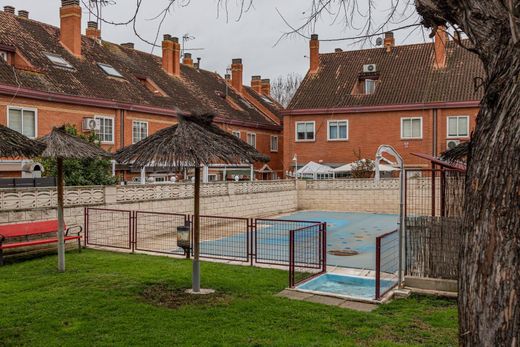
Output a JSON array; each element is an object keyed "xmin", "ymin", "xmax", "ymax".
[{"xmin": 297, "ymin": 273, "xmax": 397, "ymax": 300}]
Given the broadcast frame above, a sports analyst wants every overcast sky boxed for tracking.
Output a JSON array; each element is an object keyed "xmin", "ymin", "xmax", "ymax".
[{"xmin": 1, "ymin": 0, "xmax": 427, "ymax": 80}]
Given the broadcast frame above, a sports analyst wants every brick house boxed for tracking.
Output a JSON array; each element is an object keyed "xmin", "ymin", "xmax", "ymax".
[
  {"xmin": 283, "ymin": 30, "xmax": 484, "ymax": 172},
  {"xmin": 0, "ymin": 2, "xmax": 283, "ymax": 182}
]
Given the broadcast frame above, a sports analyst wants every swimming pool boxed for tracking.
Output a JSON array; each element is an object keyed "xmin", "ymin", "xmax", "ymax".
[
  {"xmin": 199, "ymin": 211, "xmax": 398, "ymax": 270},
  {"xmin": 297, "ymin": 273, "xmax": 397, "ymax": 300}
]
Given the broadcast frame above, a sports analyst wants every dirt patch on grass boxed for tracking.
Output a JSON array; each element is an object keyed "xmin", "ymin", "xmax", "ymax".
[{"xmin": 141, "ymin": 284, "xmax": 232, "ymax": 309}]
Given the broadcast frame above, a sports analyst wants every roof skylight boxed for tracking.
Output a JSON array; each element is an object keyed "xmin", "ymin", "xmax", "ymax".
[
  {"xmin": 97, "ymin": 63, "xmax": 124, "ymax": 78},
  {"xmin": 45, "ymin": 53, "xmax": 73, "ymax": 68}
]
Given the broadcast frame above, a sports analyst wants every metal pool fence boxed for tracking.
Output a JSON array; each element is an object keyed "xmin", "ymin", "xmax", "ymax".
[
  {"xmin": 375, "ymin": 229, "xmax": 399, "ymax": 299},
  {"xmin": 288, "ymin": 223, "xmax": 327, "ymax": 287},
  {"xmin": 85, "ymin": 208, "xmax": 326, "ymax": 271}
]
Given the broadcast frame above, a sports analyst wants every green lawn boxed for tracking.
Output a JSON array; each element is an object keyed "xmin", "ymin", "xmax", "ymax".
[{"xmin": 0, "ymin": 250, "xmax": 458, "ymax": 346}]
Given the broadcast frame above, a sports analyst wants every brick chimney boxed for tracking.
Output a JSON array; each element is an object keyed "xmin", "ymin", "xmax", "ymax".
[
  {"xmin": 183, "ymin": 53, "xmax": 193, "ymax": 67},
  {"xmin": 172, "ymin": 37, "xmax": 180, "ymax": 76},
  {"xmin": 162, "ymin": 35, "xmax": 181, "ymax": 76},
  {"xmin": 231, "ymin": 58, "xmax": 243, "ymax": 93},
  {"xmin": 251, "ymin": 75, "xmax": 262, "ymax": 93},
  {"xmin": 261, "ymin": 79, "xmax": 271, "ymax": 96},
  {"xmin": 434, "ymin": 26, "xmax": 448, "ymax": 69},
  {"xmin": 3, "ymin": 6, "xmax": 15, "ymax": 15},
  {"xmin": 309, "ymin": 34, "xmax": 319, "ymax": 74},
  {"xmin": 86, "ymin": 21, "xmax": 101, "ymax": 40},
  {"xmin": 18, "ymin": 10, "xmax": 29, "ymax": 19},
  {"xmin": 384, "ymin": 32, "xmax": 395, "ymax": 53},
  {"xmin": 60, "ymin": 0, "xmax": 82, "ymax": 57}
]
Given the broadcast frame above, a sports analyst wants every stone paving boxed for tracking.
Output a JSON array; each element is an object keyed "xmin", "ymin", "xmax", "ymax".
[{"xmin": 276, "ymin": 289, "xmax": 378, "ymax": 312}]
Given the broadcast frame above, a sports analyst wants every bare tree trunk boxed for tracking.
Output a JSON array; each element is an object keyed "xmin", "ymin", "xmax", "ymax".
[
  {"xmin": 459, "ymin": 51, "xmax": 520, "ymax": 346},
  {"xmin": 414, "ymin": 1, "xmax": 520, "ymax": 345}
]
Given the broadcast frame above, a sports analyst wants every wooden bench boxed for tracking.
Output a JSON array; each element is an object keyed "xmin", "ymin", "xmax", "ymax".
[{"xmin": 0, "ymin": 220, "xmax": 82, "ymax": 265}]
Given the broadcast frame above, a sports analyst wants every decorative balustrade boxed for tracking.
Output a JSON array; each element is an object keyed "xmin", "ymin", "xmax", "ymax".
[
  {"xmin": 0, "ymin": 186, "xmax": 105, "ymax": 211},
  {"xmin": 304, "ymin": 178, "xmax": 400, "ymax": 190}
]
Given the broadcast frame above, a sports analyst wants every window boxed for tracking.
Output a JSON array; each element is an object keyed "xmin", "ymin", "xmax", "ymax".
[
  {"xmin": 132, "ymin": 121, "xmax": 148, "ymax": 144},
  {"xmin": 270, "ymin": 135, "xmax": 279, "ymax": 152},
  {"xmin": 45, "ymin": 53, "xmax": 73, "ymax": 69},
  {"xmin": 232, "ymin": 130, "xmax": 241, "ymax": 138},
  {"xmin": 296, "ymin": 121, "xmax": 315, "ymax": 141},
  {"xmin": 97, "ymin": 63, "xmax": 124, "ymax": 78},
  {"xmin": 247, "ymin": 132, "xmax": 256, "ymax": 148},
  {"xmin": 447, "ymin": 116, "xmax": 469, "ymax": 138},
  {"xmin": 365, "ymin": 79, "xmax": 376, "ymax": 94},
  {"xmin": 328, "ymin": 120, "xmax": 348, "ymax": 141},
  {"xmin": 95, "ymin": 116, "xmax": 114, "ymax": 143},
  {"xmin": 8, "ymin": 107, "xmax": 37, "ymax": 138},
  {"xmin": 401, "ymin": 117, "xmax": 422, "ymax": 139}
]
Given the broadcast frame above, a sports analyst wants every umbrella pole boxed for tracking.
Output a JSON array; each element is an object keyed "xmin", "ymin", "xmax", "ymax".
[
  {"xmin": 57, "ymin": 157, "xmax": 65, "ymax": 272},
  {"xmin": 192, "ymin": 166, "xmax": 201, "ymax": 292}
]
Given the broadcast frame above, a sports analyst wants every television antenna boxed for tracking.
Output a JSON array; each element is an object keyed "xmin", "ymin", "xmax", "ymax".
[
  {"xmin": 181, "ymin": 34, "xmax": 205, "ymax": 57},
  {"xmin": 88, "ymin": 0, "xmax": 115, "ymax": 30}
]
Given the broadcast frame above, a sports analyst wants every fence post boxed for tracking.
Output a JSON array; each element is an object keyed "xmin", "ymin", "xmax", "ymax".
[
  {"xmin": 84, "ymin": 207, "xmax": 88, "ymax": 248},
  {"xmin": 289, "ymin": 229, "xmax": 294, "ymax": 287},
  {"xmin": 375, "ymin": 236, "xmax": 381, "ymax": 299},
  {"xmin": 322, "ymin": 223, "xmax": 327, "ymax": 273},
  {"xmin": 249, "ymin": 218, "xmax": 254, "ymax": 266}
]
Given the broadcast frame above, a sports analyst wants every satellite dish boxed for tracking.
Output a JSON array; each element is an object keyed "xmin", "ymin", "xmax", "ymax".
[{"xmin": 375, "ymin": 37, "xmax": 383, "ymax": 46}]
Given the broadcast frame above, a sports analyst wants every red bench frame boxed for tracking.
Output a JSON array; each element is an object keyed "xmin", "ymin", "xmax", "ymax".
[{"xmin": 0, "ymin": 220, "xmax": 82, "ymax": 265}]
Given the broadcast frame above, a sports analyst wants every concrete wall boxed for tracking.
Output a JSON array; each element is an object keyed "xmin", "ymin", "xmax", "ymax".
[{"xmin": 297, "ymin": 179, "xmax": 401, "ymax": 214}]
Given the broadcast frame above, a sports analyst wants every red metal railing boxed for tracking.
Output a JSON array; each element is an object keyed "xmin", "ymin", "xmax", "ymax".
[
  {"xmin": 375, "ymin": 229, "xmax": 399, "ymax": 299},
  {"xmin": 289, "ymin": 222, "xmax": 327, "ymax": 287}
]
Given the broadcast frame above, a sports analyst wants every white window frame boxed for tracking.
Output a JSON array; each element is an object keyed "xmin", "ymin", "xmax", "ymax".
[
  {"xmin": 446, "ymin": 116, "xmax": 470, "ymax": 138},
  {"xmin": 401, "ymin": 117, "xmax": 423, "ymax": 140},
  {"xmin": 232, "ymin": 130, "xmax": 241, "ymax": 138},
  {"xmin": 327, "ymin": 120, "xmax": 349, "ymax": 141},
  {"xmin": 270, "ymin": 135, "xmax": 279, "ymax": 152},
  {"xmin": 94, "ymin": 115, "xmax": 115, "ymax": 144},
  {"xmin": 7, "ymin": 106, "xmax": 38, "ymax": 138},
  {"xmin": 247, "ymin": 132, "xmax": 257, "ymax": 148},
  {"xmin": 132, "ymin": 120, "xmax": 148, "ymax": 144},
  {"xmin": 295, "ymin": 121, "xmax": 316, "ymax": 142},
  {"xmin": 364, "ymin": 79, "xmax": 376, "ymax": 94}
]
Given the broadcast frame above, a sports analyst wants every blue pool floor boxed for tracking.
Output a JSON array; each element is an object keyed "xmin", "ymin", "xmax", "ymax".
[
  {"xmin": 297, "ymin": 273, "xmax": 397, "ymax": 300},
  {"xmin": 200, "ymin": 211, "xmax": 398, "ymax": 270}
]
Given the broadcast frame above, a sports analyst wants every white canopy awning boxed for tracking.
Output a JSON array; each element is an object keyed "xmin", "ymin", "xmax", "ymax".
[
  {"xmin": 333, "ymin": 159, "xmax": 398, "ymax": 173},
  {"xmin": 297, "ymin": 161, "xmax": 333, "ymax": 175}
]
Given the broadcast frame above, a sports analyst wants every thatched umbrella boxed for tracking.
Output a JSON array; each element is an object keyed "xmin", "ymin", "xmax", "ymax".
[
  {"xmin": 39, "ymin": 127, "xmax": 111, "ymax": 272},
  {"xmin": 0, "ymin": 124, "xmax": 46, "ymax": 158},
  {"xmin": 115, "ymin": 113, "xmax": 268, "ymax": 293}
]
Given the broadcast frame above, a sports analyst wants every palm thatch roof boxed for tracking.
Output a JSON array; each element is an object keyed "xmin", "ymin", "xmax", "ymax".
[
  {"xmin": 0, "ymin": 124, "xmax": 46, "ymax": 158},
  {"xmin": 441, "ymin": 141, "xmax": 469, "ymax": 163},
  {"xmin": 39, "ymin": 127, "xmax": 111, "ymax": 159},
  {"xmin": 115, "ymin": 113, "xmax": 269, "ymax": 168}
]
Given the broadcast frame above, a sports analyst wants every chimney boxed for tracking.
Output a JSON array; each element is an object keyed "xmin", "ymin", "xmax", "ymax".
[
  {"xmin": 4, "ymin": 6, "xmax": 15, "ymax": 15},
  {"xmin": 309, "ymin": 34, "xmax": 319, "ymax": 74},
  {"xmin": 231, "ymin": 58, "xmax": 243, "ymax": 93},
  {"xmin": 183, "ymin": 53, "xmax": 193, "ymax": 67},
  {"xmin": 162, "ymin": 35, "xmax": 174, "ymax": 75},
  {"xmin": 384, "ymin": 32, "xmax": 395, "ymax": 52},
  {"xmin": 121, "ymin": 42, "xmax": 134, "ymax": 49},
  {"xmin": 60, "ymin": 0, "xmax": 82, "ymax": 57},
  {"xmin": 86, "ymin": 21, "xmax": 101, "ymax": 40},
  {"xmin": 261, "ymin": 79, "xmax": 271, "ymax": 96},
  {"xmin": 434, "ymin": 26, "xmax": 448, "ymax": 69},
  {"xmin": 18, "ymin": 10, "xmax": 29, "ymax": 19},
  {"xmin": 172, "ymin": 37, "xmax": 180, "ymax": 76},
  {"xmin": 251, "ymin": 75, "xmax": 262, "ymax": 93},
  {"xmin": 196, "ymin": 57, "xmax": 201, "ymax": 70}
]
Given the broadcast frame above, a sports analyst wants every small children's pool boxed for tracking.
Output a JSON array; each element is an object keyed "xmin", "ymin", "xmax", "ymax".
[{"xmin": 297, "ymin": 273, "xmax": 397, "ymax": 300}]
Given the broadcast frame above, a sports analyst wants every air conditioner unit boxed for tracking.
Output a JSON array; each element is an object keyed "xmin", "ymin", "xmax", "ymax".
[
  {"xmin": 363, "ymin": 64, "xmax": 377, "ymax": 73},
  {"xmin": 82, "ymin": 117, "xmax": 101, "ymax": 132},
  {"xmin": 446, "ymin": 139, "xmax": 461, "ymax": 150},
  {"xmin": 0, "ymin": 51, "xmax": 8, "ymax": 62}
]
